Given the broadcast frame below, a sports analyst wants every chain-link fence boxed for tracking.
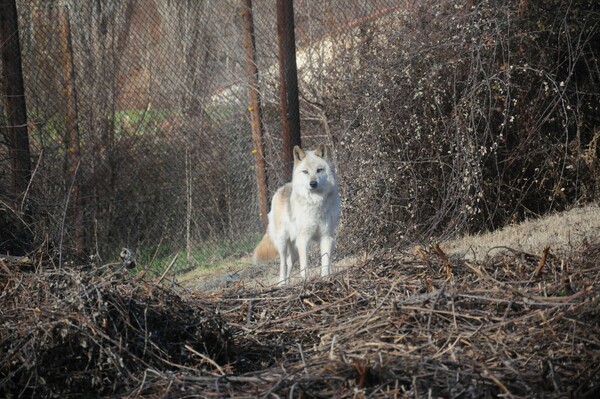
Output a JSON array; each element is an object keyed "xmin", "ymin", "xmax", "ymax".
[
  {"xmin": 3, "ymin": 0, "xmax": 599, "ymax": 271},
  {"xmin": 1, "ymin": 0, "xmax": 401, "ymax": 270}
]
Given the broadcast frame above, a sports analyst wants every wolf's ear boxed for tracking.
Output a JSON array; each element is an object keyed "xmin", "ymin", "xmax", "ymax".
[
  {"xmin": 293, "ymin": 145, "xmax": 305, "ymax": 163},
  {"xmin": 315, "ymin": 144, "xmax": 330, "ymax": 160}
]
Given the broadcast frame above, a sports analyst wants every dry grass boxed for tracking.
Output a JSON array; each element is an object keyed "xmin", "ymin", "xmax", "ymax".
[
  {"xmin": 443, "ymin": 203, "xmax": 600, "ymax": 261},
  {"xmin": 180, "ymin": 256, "xmax": 365, "ymax": 292}
]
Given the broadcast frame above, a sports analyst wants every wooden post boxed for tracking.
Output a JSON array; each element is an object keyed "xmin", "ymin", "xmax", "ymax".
[
  {"xmin": 276, "ymin": 0, "xmax": 301, "ymax": 180},
  {"xmin": 0, "ymin": 0, "xmax": 31, "ymax": 206},
  {"xmin": 242, "ymin": 0, "xmax": 269, "ymax": 229},
  {"xmin": 59, "ymin": 6, "xmax": 84, "ymax": 256}
]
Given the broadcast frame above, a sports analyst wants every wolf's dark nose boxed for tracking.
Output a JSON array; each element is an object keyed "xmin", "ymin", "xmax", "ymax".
[{"xmin": 310, "ymin": 181, "xmax": 318, "ymax": 188}]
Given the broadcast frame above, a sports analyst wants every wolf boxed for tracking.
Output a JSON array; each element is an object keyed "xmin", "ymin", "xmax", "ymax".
[{"xmin": 253, "ymin": 144, "xmax": 341, "ymax": 285}]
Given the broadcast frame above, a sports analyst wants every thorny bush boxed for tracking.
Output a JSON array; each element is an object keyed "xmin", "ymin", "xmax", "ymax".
[{"xmin": 324, "ymin": 0, "xmax": 600, "ymax": 253}]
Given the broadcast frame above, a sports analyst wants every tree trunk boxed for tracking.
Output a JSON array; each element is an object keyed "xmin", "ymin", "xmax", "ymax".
[
  {"xmin": 242, "ymin": 0, "xmax": 269, "ymax": 229},
  {"xmin": 0, "ymin": 0, "xmax": 31, "ymax": 208},
  {"xmin": 276, "ymin": 0, "xmax": 301, "ymax": 180},
  {"xmin": 59, "ymin": 6, "xmax": 84, "ymax": 256}
]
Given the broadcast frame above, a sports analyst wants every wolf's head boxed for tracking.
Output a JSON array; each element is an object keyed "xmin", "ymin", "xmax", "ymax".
[{"xmin": 292, "ymin": 144, "xmax": 337, "ymax": 197}]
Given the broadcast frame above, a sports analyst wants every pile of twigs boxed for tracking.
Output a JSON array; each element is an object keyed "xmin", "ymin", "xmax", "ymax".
[
  {"xmin": 0, "ymin": 262, "xmax": 231, "ymax": 397},
  {"xmin": 2, "ymin": 241, "xmax": 600, "ymax": 397}
]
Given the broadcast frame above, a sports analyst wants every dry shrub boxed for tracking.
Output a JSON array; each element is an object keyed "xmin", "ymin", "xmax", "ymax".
[
  {"xmin": 19, "ymin": 111, "xmax": 255, "ymax": 259},
  {"xmin": 325, "ymin": 0, "xmax": 600, "ymax": 253},
  {"xmin": 0, "ymin": 202, "xmax": 33, "ymax": 255}
]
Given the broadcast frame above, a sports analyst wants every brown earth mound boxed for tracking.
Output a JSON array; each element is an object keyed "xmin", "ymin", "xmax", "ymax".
[{"xmin": 2, "ymin": 241, "xmax": 600, "ymax": 397}]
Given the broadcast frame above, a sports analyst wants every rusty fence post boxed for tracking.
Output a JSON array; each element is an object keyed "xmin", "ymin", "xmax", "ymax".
[
  {"xmin": 0, "ymin": 0, "xmax": 31, "ymax": 208},
  {"xmin": 242, "ymin": 0, "xmax": 269, "ymax": 229},
  {"xmin": 276, "ymin": 0, "xmax": 301, "ymax": 180}
]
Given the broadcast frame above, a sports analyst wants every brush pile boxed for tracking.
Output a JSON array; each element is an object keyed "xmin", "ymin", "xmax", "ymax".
[
  {"xmin": 0, "ymin": 262, "xmax": 231, "ymax": 397},
  {"xmin": 2, "ymin": 241, "xmax": 600, "ymax": 397}
]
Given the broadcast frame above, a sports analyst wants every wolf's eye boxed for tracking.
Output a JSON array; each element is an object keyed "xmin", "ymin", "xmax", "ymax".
[
  {"xmin": 317, "ymin": 168, "xmax": 324, "ymax": 173},
  {"xmin": 302, "ymin": 170, "xmax": 309, "ymax": 174}
]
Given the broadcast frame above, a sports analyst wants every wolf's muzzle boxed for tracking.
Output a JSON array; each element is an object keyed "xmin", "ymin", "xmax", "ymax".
[{"xmin": 310, "ymin": 181, "xmax": 318, "ymax": 188}]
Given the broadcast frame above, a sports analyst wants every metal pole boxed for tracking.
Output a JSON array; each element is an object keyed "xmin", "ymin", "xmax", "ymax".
[
  {"xmin": 242, "ymin": 0, "xmax": 269, "ymax": 229},
  {"xmin": 0, "ymin": 0, "xmax": 31, "ymax": 206},
  {"xmin": 276, "ymin": 0, "xmax": 301, "ymax": 180}
]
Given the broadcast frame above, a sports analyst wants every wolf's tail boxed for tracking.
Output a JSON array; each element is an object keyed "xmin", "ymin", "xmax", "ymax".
[{"xmin": 252, "ymin": 233, "xmax": 278, "ymax": 263}]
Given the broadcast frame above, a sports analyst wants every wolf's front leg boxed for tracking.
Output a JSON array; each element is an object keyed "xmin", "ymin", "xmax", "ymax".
[
  {"xmin": 285, "ymin": 246, "xmax": 298, "ymax": 280},
  {"xmin": 320, "ymin": 235, "xmax": 334, "ymax": 276},
  {"xmin": 296, "ymin": 237, "xmax": 310, "ymax": 279},
  {"xmin": 278, "ymin": 245, "xmax": 288, "ymax": 286}
]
